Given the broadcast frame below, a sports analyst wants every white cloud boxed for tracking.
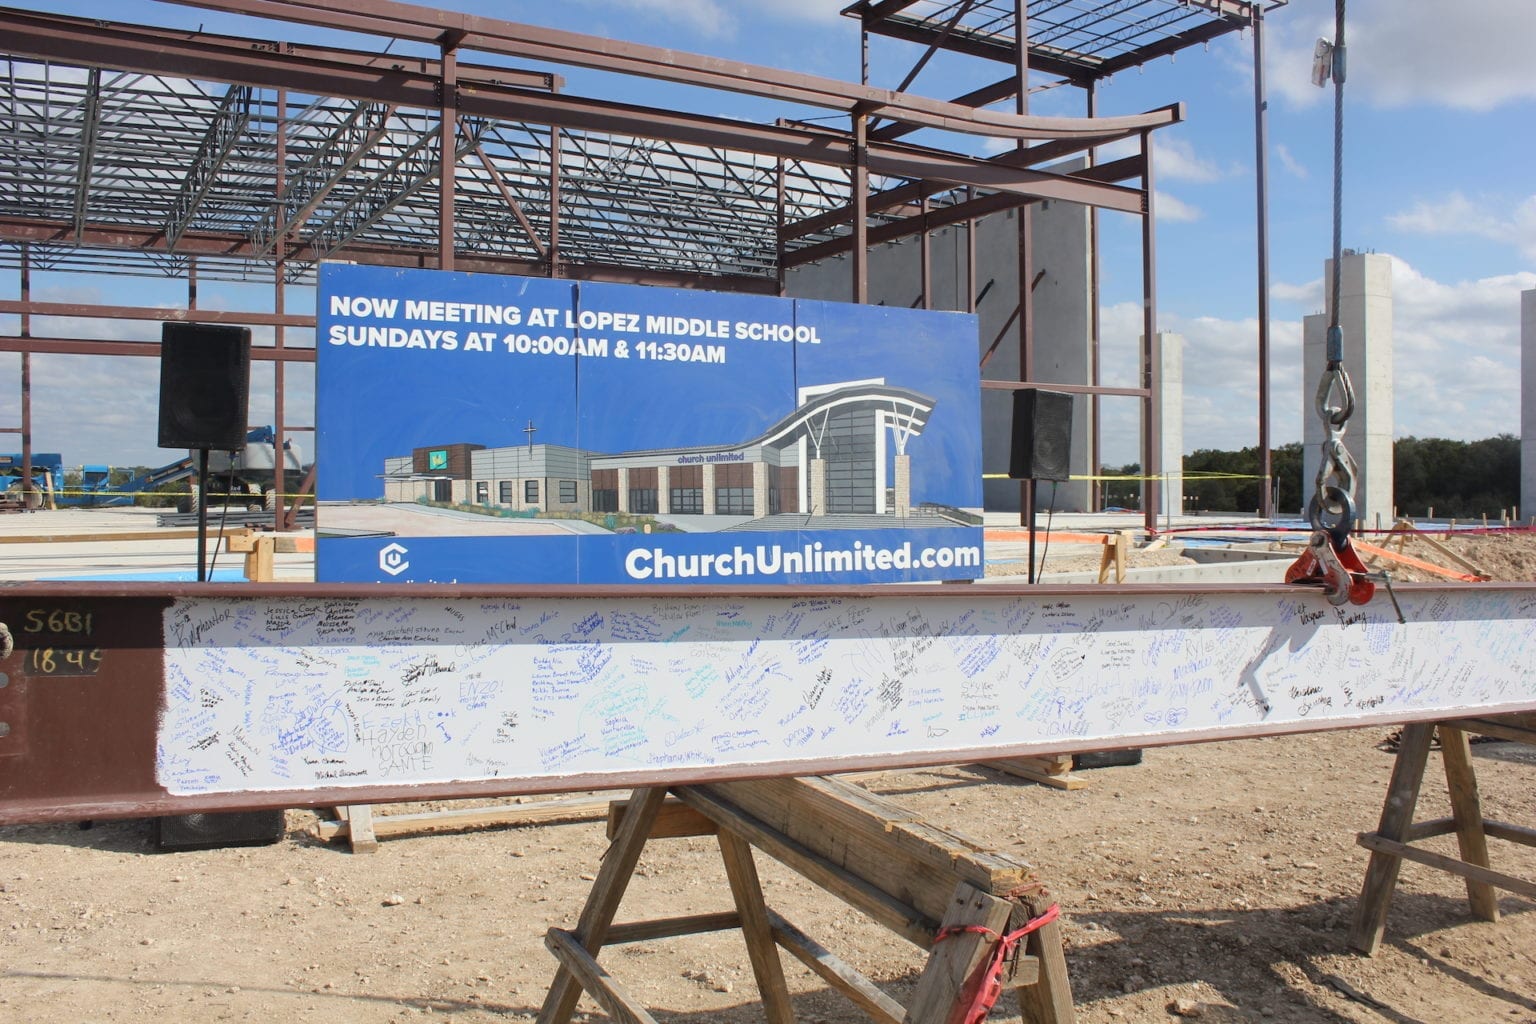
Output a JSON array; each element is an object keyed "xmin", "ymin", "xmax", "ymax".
[
  {"xmin": 571, "ymin": 0, "xmax": 844, "ymax": 40},
  {"xmin": 1154, "ymin": 136, "xmax": 1229, "ymax": 184},
  {"xmin": 1153, "ymin": 191, "xmax": 1202, "ymax": 223},
  {"xmin": 759, "ymin": 0, "xmax": 846, "ymax": 23},
  {"xmin": 1274, "ymin": 143, "xmax": 1308, "ymax": 179},
  {"xmin": 574, "ymin": 0, "xmax": 737, "ymax": 39},
  {"xmin": 1271, "ymin": 277, "xmax": 1324, "ymax": 309},
  {"xmin": 1264, "ymin": 0, "xmax": 1536, "ymax": 111},
  {"xmin": 1095, "ymin": 135, "xmax": 1229, "ymax": 183},
  {"xmin": 1096, "ymin": 256, "xmax": 1535, "ymax": 466},
  {"xmin": 1388, "ymin": 192, "xmax": 1536, "ymax": 262}
]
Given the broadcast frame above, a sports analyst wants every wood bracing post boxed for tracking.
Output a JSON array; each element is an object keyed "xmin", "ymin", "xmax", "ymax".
[
  {"xmin": 1349, "ymin": 714, "xmax": 1536, "ymax": 955},
  {"xmin": 538, "ymin": 777, "xmax": 1074, "ymax": 1024}
]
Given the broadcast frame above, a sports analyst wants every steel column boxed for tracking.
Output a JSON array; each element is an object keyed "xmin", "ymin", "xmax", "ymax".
[
  {"xmin": 1141, "ymin": 130, "xmax": 1162, "ymax": 534},
  {"xmin": 852, "ymin": 111, "xmax": 869, "ymax": 305},
  {"xmin": 1253, "ymin": 5, "xmax": 1274, "ymax": 518},
  {"xmin": 19, "ymin": 247, "xmax": 31, "ymax": 508},
  {"xmin": 1016, "ymin": 0, "xmax": 1037, "ymax": 578},
  {"xmin": 438, "ymin": 44, "xmax": 458, "ymax": 271},
  {"xmin": 1089, "ymin": 83, "xmax": 1103, "ymax": 512},
  {"xmin": 274, "ymin": 88, "xmax": 289, "ymax": 531}
]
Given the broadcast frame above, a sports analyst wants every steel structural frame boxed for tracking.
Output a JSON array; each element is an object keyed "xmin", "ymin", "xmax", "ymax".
[
  {"xmin": 848, "ymin": 0, "xmax": 1287, "ymax": 524},
  {"xmin": 0, "ymin": 0, "xmax": 1203, "ymax": 527},
  {"xmin": 0, "ymin": 2, "xmax": 1271, "ymax": 537},
  {"xmin": 1, "ymin": 4, "xmax": 1175, "ymax": 283}
]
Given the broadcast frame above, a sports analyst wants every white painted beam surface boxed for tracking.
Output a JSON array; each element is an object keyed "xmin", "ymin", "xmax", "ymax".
[{"xmin": 155, "ymin": 584, "xmax": 1536, "ymax": 798}]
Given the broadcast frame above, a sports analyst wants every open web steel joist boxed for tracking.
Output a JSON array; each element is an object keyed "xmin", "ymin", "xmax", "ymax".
[{"xmin": 3, "ymin": 580, "xmax": 1534, "ymax": 824}]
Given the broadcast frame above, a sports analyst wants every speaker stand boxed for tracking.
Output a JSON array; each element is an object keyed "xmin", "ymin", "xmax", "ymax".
[
  {"xmin": 1026, "ymin": 478, "xmax": 1038, "ymax": 585},
  {"xmin": 195, "ymin": 448, "xmax": 210, "ymax": 582}
]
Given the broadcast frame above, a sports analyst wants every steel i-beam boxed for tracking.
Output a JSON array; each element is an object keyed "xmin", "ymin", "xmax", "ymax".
[{"xmin": 2, "ymin": 580, "xmax": 1534, "ymax": 825}]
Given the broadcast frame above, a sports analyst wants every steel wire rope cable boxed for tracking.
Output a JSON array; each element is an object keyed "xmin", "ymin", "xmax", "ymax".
[{"xmin": 1284, "ymin": 0, "xmax": 1401, "ymax": 619}]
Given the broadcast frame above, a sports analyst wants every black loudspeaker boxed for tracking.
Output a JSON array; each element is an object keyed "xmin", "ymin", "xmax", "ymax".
[
  {"xmin": 1009, "ymin": 389, "xmax": 1073, "ymax": 480},
  {"xmin": 154, "ymin": 810, "xmax": 287, "ymax": 851},
  {"xmin": 158, "ymin": 322, "xmax": 251, "ymax": 450}
]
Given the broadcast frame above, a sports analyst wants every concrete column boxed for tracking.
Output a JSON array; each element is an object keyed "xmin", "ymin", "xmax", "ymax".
[
  {"xmin": 616, "ymin": 466, "xmax": 629, "ymax": 514},
  {"xmin": 1155, "ymin": 331, "xmax": 1184, "ymax": 519},
  {"xmin": 702, "ymin": 463, "xmax": 716, "ymax": 515},
  {"xmin": 786, "ymin": 195, "xmax": 1092, "ymax": 515},
  {"xmin": 893, "ymin": 453, "xmax": 911, "ymax": 517},
  {"xmin": 809, "ymin": 458, "xmax": 827, "ymax": 516},
  {"xmin": 1523, "ymin": 289, "xmax": 1535, "ymax": 523},
  {"xmin": 752, "ymin": 461, "xmax": 770, "ymax": 518},
  {"xmin": 656, "ymin": 464, "xmax": 670, "ymax": 514},
  {"xmin": 1302, "ymin": 252, "xmax": 1394, "ymax": 528}
]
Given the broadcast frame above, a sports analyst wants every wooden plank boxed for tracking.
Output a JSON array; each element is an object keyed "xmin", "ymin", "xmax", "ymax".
[
  {"xmin": 1356, "ymin": 833, "xmax": 1536, "ymax": 901},
  {"xmin": 313, "ymin": 795, "xmax": 615, "ymax": 842},
  {"xmin": 676, "ymin": 784, "xmax": 937, "ymax": 948},
  {"xmin": 1483, "ymin": 820, "xmax": 1536, "ymax": 848},
  {"xmin": 999, "ymin": 755, "xmax": 1075, "ymax": 775},
  {"xmin": 605, "ymin": 912, "xmax": 741, "ymax": 945},
  {"xmin": 719, "ymin": 775, "xmax": 1032, "ymax": 886},
  {"xmin": 245, "ymin": 537, "xmax": 274, "ymax": 583},
  {"xmin": 340, "ymin": 803, "xmax": 378, "ymax": 854},
  {"xmin": 537, "ymin": 786, "xmax": 667, "ymax": 1024},
  {"xmin": 717, "ymin": 829, "xmax": 795, "ymax": 1024},
  {"xmin": 223, "ymin": 528, "xmax": 316, "ymax": 554},
  {"xmin": 1440, "ymin": 715, "xmax": 1536, "ymax": 744},
  {"xmin": 703, "ymin": 776, "xmax": 1034, "ymax": 926},
  {"xmin": 607, "ymin": 796, "xmax": 717, "ymax": 840},
  {"xmin": 544, "ymin": 928, "xmax": 662, "ymax": 1024},
  {"xmin": 1014, "ymin": 893, "xmax": 1076, "ymax": 1024},
  {"xmin": 0, "ymin": 528, "xmax": 204, "ymax": 544},
  {"xmin": 767, "ymin": 909, "xmax": 912, "ymax": 1024},
  {"xmin": 1396, "ymin": 521, "xmax": 1489, "ymax": 577},
  {"xmin": 1352, "ymin": 539, "xmax": 1484, "ymax": 582},
  {"xmin": 1439, "ymin": 726, "xmax": 1500, "ymax": 922},
  {"xmin": 984, "ymin": 758, "xmax": 1088, "ymax": 791},
  {"xmin": 1348, "ymin": 721, "xmax": 1435, "ymax": 955},
  {"xmin": 905, "ymin": 881, "xmax": 1014, "ymax": 1024}
]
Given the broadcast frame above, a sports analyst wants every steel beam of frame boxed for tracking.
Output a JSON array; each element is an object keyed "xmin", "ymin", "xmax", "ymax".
[
  {"xmin": 780, "ymin": 158, "xmax": 1142, "ymax": 269},
  {"xmin": 850, "ymin": 1, "xmax": 1260, "ymax": 84},
  {"xmin": 249, "ymin": 99, "xmax": 394, "ymax": 259},
  {"xmin": 0, "ymin": 300, "xmax": 312, "ymax": 327},
  {"xmin": 70, "ymin": 67, "xmax": 101, "ymax": 240},
  {"xmin": 780, "ymin": 149, "xmax": 1145, "ymax": 249},
  {"xmin": 0, "ymin": 336, "xmax": 315, "ymax": 361},
  {"xmin": 300, "ymin": 118, "xmax": 487, "ymax": 271},
  {"xmin": 867, "ymin": 148, "xmax": 1143, "ymax": 212},
  {"xmin": 160, "ymin": 0, "xmax": 1172, "ymax": 140},
  {"xmin": 868, "ymin": 75, "xmax": 1017, "ymax": 142},
  {"xmin": 1091, "ymin": 18, "xmax": 1247, "ymax": 79},
  {"xmin": 858, "ymin": 13, "xmax": 1091, "ymax": 82},
  {"xmin": 466, "ymin": 140, "xmax": 547, "ymax": 261},
  {"xmin": 2, "ymin": 580, "xmax": 1533, "ymax": 823},
  {"xmin": 165, "ymin": 84, "xmax": 252, "ymax": 249},
  {"xmin": 0, "ymin": 217, "xmax": 778, "ymax": 294},
  {"xmin": 0, "ymin": 10, "xmax": 1177, "ymax": 214}
]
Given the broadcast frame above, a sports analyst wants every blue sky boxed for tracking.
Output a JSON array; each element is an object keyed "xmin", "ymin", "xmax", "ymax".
[{"xmin": 3, "ymin": 0, "xmax": 1534, "ymax": 471}]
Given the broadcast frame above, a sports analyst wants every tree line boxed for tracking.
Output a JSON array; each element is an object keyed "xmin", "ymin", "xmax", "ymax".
[{"xmin": 1101, "ymin": 435, "xmax": 1520, "ymax": 519}]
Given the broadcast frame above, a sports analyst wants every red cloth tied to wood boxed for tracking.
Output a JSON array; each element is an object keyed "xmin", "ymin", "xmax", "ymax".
[{"xmin": 934, "ymin": 902, "xmax": 1060, "ymax": 1024}]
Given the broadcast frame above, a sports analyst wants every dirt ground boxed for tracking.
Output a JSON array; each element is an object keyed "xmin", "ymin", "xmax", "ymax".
[{"xmin": 3, "ymin": 531, "xmax": 1534, "ymax": 1023}]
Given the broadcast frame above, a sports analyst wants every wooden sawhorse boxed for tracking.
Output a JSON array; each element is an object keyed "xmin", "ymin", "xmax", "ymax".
[
  {"xmin": 1350, "ymin": 714, "xmax": 1536, "ymax": 954},
  {"xmin": 537, "ymin": 776, "xmax": 1074, "ymax": 1024}
]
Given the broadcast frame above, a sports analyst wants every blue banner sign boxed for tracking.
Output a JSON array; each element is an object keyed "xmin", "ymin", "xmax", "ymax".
[{"xmin": 317, "ymin": 264, "xmax": 982, "ymax": 584}]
